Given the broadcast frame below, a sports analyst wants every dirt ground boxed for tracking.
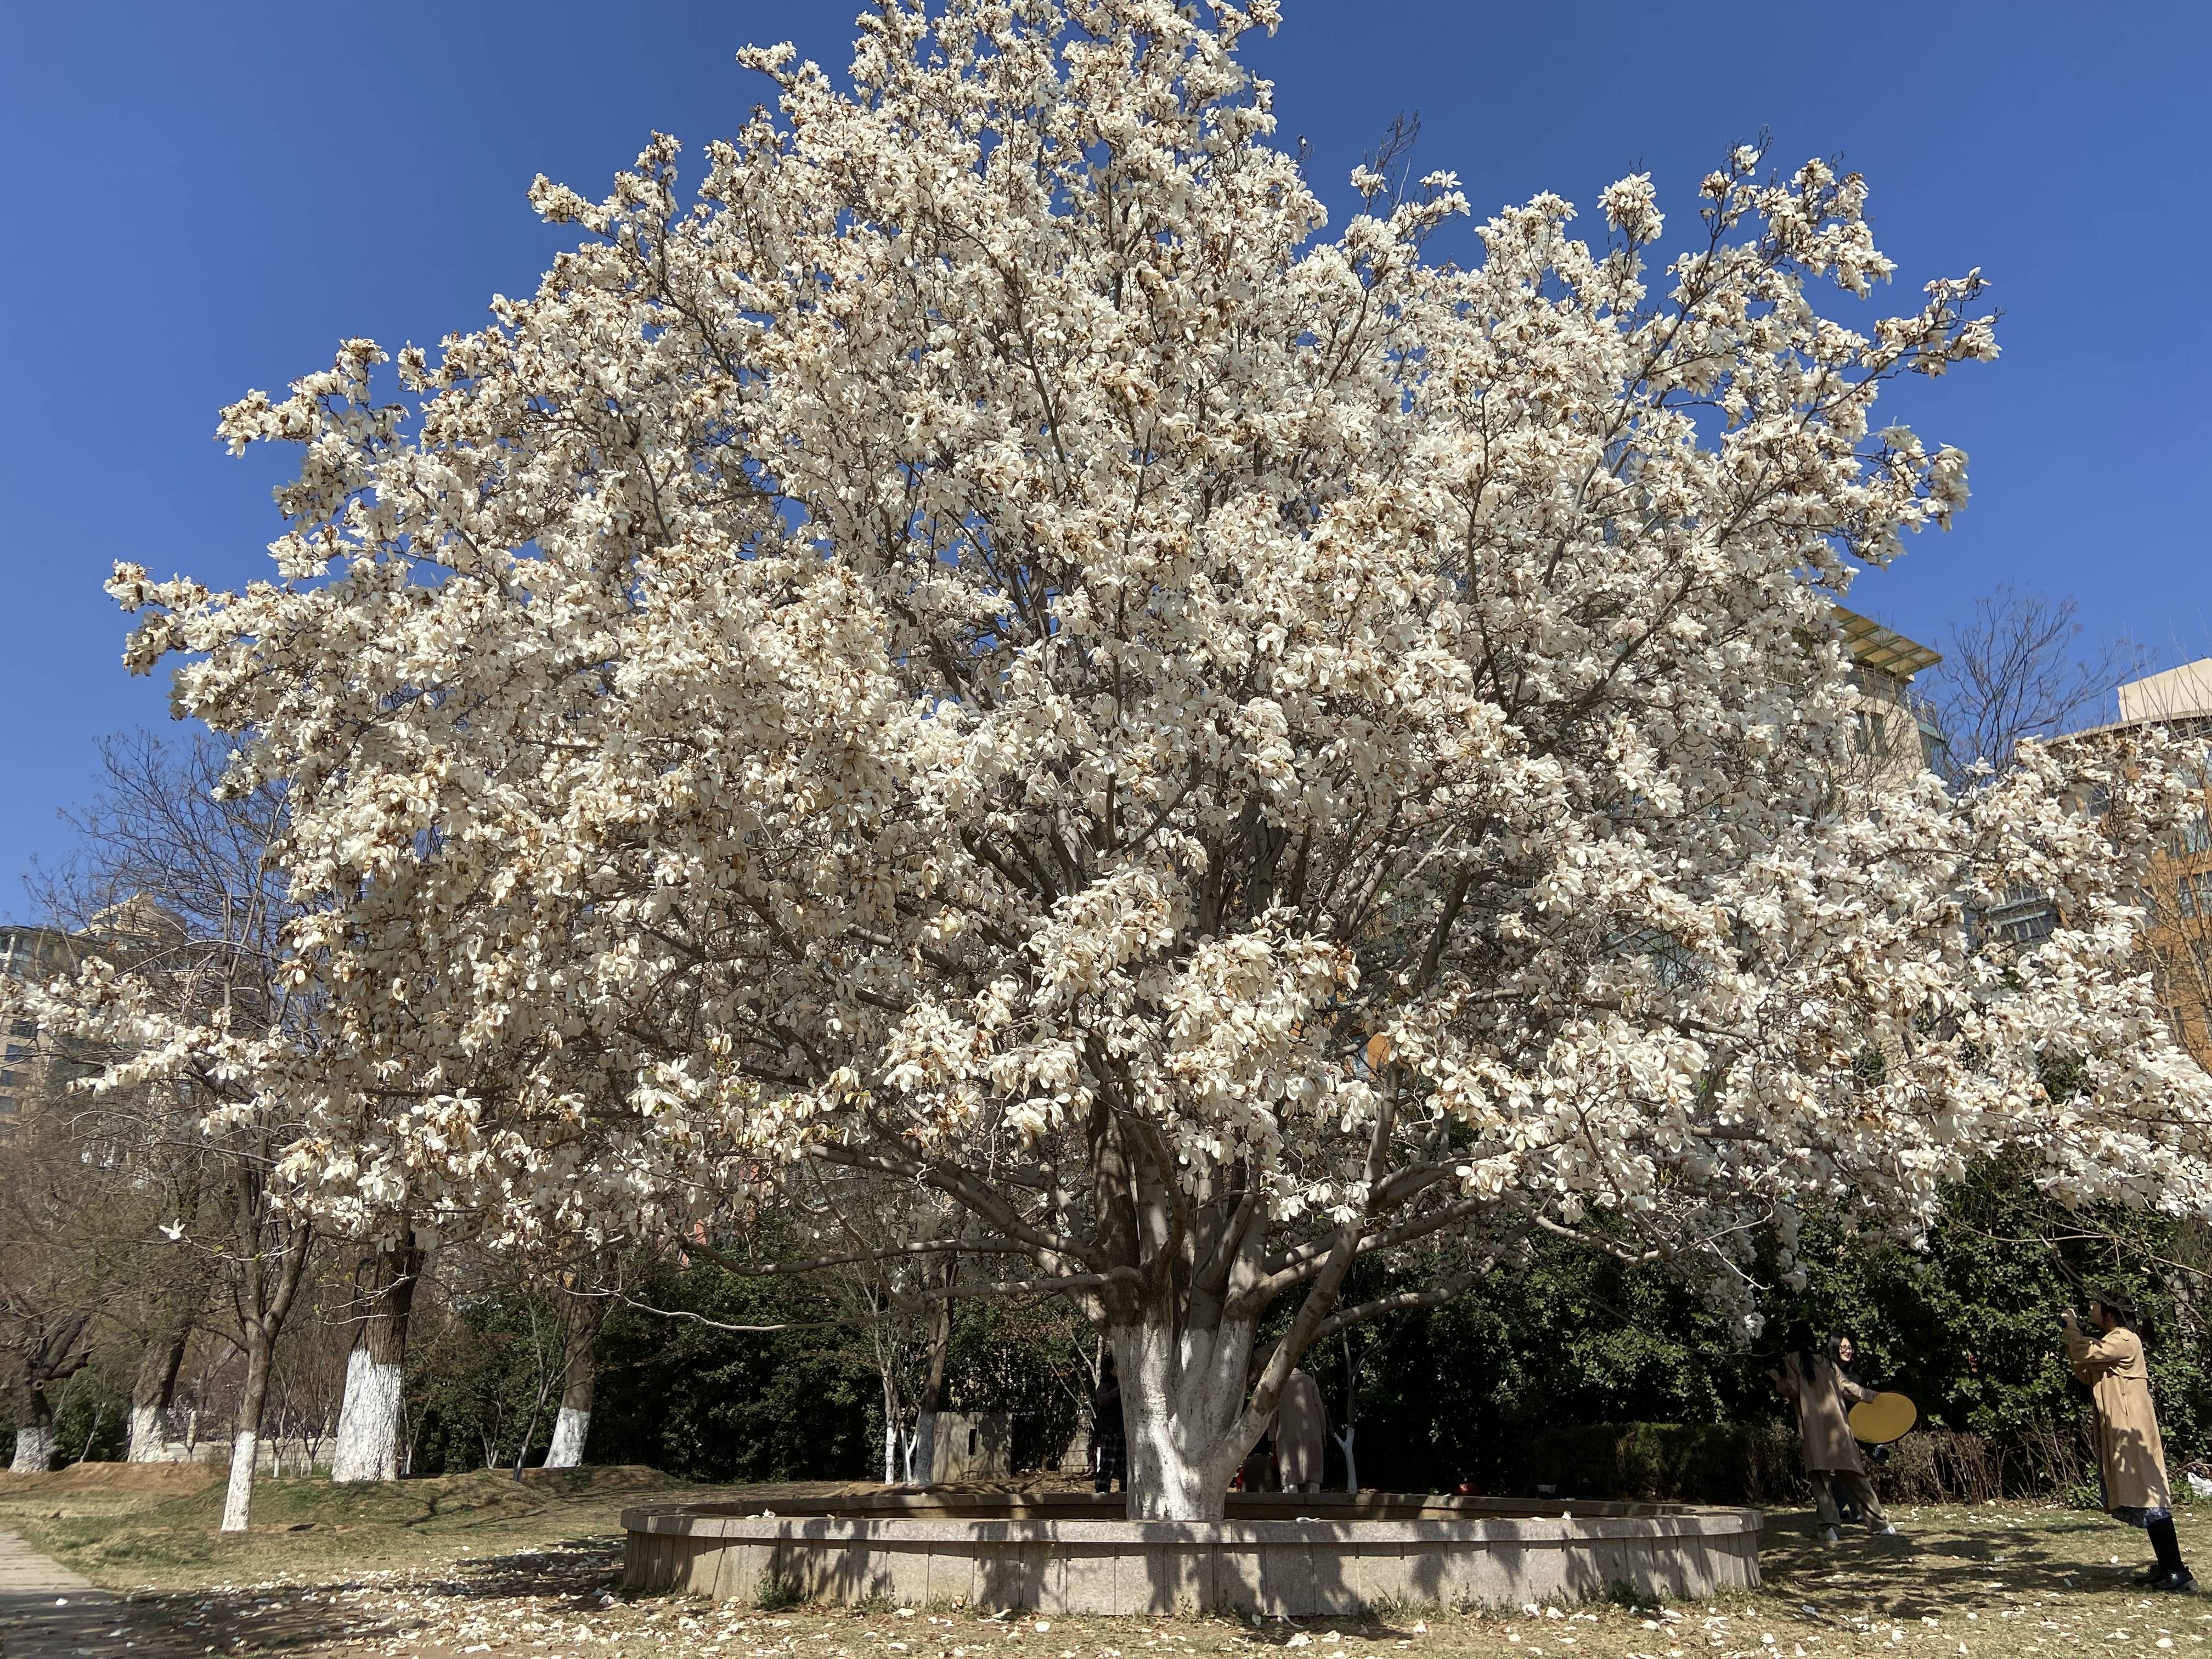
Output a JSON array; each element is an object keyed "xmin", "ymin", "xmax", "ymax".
[{"xmin": 4, "ymin": 1470, "xmax": 2208, "ymax": 1657}]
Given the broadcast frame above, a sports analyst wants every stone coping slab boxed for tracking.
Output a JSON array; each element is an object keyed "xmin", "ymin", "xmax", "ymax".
[
  {"xmin": 623, "ymin": 1511, "xmax": 1756, "ymax": 1543},
  {"xmin": 622, "ymin": 1491, "xmax": 1763, "ymax": 1615},
  {"xmin": 636, "ymin": 1489, "xmax": 1728, "ymax": 1517}
]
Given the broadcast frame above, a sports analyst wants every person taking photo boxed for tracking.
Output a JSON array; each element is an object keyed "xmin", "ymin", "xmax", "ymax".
[{"xmin": 2063, "ymin": 1291, "xmax": 2194, "ymax": 1593}]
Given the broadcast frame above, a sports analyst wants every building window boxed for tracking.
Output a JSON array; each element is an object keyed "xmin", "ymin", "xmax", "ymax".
[
  {"xmin": 1918, "ymin": 721, "xmax": 1951, "ymax": 776},
  {"xmin": 2181, "ymin": 872, "xmax": 2212, "ymax": 919},
  {"xmin": 2182, "ymin": 812, "xmax": 2212, "ymax": 856}
]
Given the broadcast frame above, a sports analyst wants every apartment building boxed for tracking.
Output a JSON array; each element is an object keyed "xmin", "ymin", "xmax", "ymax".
[
  {"xmin": 0, "ymin": 902, "xmax": 180, "ymax": 1132},
  {"xmin": 0, "ymin": 924, "xmax": 80, "ymax": 1132},
  {"xmin": 2036, "ymin": 658, "xmax": 2212, "ymax": 1068},
  {"xmin": 1836, "ymin": 605, "xmax": 1950, "ymax": 786}
]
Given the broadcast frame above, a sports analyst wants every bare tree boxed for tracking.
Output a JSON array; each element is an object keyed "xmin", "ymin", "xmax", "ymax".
[
  {"xmin": 18, "ymin": 731, "xmax": 320, "ymax": 1527},
  {"xmin": 744, "ymin": 1168, "xmax": 966, "ymax": 1488},
  {"xmin": 0, "ymin": 925, "xmax": 187, "ymax": 1471},
  {"xmin": 1928, "ymin": 588, "xmax": 2152, "ymax": 772},
  {"xmin": 1925, "ymin": 596, "xmax": 2207, "ymax": 1063},
  {"xmin": 0, "ymin": 1189, "xmax": 97, "ymax": 1471}
]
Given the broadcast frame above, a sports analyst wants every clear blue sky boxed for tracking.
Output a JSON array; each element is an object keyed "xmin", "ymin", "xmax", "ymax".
[{"xmin": 2, "ymin": 2, "xmax": 2205, "ymax": 916}]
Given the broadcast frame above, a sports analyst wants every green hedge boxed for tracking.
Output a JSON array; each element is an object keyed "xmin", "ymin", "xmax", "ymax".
[
  {"xmin": 1490, "ymin": 1420, "xmax": 1802, "ymax": 1505},
  {"xmin": 1485, "ymin": 1417, "xmax": 2119, "ymax": 1508}
]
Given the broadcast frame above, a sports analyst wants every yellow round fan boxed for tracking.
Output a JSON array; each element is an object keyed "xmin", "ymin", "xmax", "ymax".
[{"xmin": 1848, "ymin": 1391, "xmax": 1918, "ymax": 1446}]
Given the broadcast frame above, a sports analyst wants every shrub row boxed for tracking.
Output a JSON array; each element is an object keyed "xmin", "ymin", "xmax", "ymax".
[{"xmin": 1491, "ymin": 1417, "xmax": 2111, "ymax": 1508}]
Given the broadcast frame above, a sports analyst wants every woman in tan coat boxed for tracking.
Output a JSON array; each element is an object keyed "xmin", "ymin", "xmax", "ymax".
[
  {"xmin": 1769, "ymin": 1340, "xmax": 1898, "ymax": 1544},
  {"xmin": 1273, "ymin": 1368, "xmax": 1329, "ymax": 1493},
  {"xmin": 2064, "ymin": 1291, "xmax": 2194, "ymax": 1593}
]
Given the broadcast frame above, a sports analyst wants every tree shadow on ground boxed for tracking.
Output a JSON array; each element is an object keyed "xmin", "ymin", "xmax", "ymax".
[
  {"xmin": 80, "ymin": 1503, "xmax": 2203, "ymax": 1656},
  {"xmin": 116, "ymin": 1535, "xmax": 623, "ymax": 1657},
  {"xmin": 1758, "ymin": 1504, "xmax": 2175, "ymax": 1628},
  {"xmin": 0, "ymin": 1585, "xmax": 160, "ymax": 1659}
]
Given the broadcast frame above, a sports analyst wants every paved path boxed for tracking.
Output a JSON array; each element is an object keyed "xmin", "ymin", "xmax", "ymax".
[{"xmin": 0, "ymin": 1528, "xmax": 169, "ymax": 1657}]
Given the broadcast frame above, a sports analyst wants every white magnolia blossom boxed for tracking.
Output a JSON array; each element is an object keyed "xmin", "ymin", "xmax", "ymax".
[{"xmin": 88, "ymin": 0, "xmax": 2210, "ymax": 1518}]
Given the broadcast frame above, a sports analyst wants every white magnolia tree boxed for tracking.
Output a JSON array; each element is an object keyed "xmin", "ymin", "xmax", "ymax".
[{"xmin": 103, "ymin": 0, "xmax": 2212, "ymax": 1519}]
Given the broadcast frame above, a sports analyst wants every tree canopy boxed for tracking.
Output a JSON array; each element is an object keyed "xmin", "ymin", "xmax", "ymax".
[{"xmin": 87, "ymin": 0, "xmax": 2212, "ymax": 1517}]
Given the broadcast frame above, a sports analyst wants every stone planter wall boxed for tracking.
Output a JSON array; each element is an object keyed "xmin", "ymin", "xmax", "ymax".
[{"xmin": 622, "ymin": 1491, "xmax": 1760, "ymax": 1615}]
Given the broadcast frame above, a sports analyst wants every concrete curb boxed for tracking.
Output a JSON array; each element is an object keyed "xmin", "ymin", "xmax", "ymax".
[{"xmin": 621, "ymin": 1492, "xmax": 1763, "ymax": 1613}]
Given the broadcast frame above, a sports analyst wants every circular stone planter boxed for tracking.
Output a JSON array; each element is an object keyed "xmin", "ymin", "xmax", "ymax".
[{"xmin": 622, "ymin": 1491, "xmax": 1762, "ymax": 1615}]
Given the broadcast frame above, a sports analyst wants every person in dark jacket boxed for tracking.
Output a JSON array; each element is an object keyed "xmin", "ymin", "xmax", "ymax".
[
  {"xmin": 1091, "ymin": 1353, "xmax": 1126, "ymax": 1495},
  {"xmin": 1238, "ymin": 1431, "xmax": 1278, "ymax": 1492}
]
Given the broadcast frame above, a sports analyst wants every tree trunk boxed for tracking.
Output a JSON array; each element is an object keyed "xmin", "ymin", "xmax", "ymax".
[
  {"xmin": 329, "ymin": 1347, "xmax": 403, "ymax": 1482},
  {"xmin": 1338, "ymin": 1329, "xmax": 1361, "ymax": 1494},
  {"xmin": 8, "ymin": 1377, "xmax": 55, "ymax": 1474},
  {"xmin": 5, "ymin": 1311, "xmax": 92, "ymax": 1475},
  {"xmin": 221, "ymin": 1329, "xmax": 273, "ymax": 1532},
  {"xmin": 881, "ymin": 1372, "xmax": 902, "ymax": 1486},
  {"xmin": 872, "ymin": 1312, "xmax": 906, "ymax": 1486},
  {"xmin": 1111, "ymin": 1315, "xmax": 1262, "ymax": 1522},
  {"xmin": 907, "ymin": 1412, "xmax": 940, "ymax": 1487},
  {"xmin": 127, "ymin": 1321, "xmax": 193, "ymax": 1463},
  {"xmin": 330, "ymin": 1237, "xmax": 420, "ymax": 1483},
  {"xmin": 542, "ymin": 1295, "xmax": 608, "ymax": 1470},
  {"xmin": 904, "ymin": 1289, "xmax": 953, "ymax": 1489},
  {"xmin": 220, "ymin": 1223, "xmax": 314, "ymax": 1532},
  {"xmin": 10, "ymin": 1423, "xmax": 57, "ymax": 1475}
]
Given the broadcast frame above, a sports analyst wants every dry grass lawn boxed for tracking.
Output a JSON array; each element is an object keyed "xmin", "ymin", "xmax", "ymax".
[{"xmin": 3, "ymin": 1468, "xmax": 2207, "ymax": 1657}]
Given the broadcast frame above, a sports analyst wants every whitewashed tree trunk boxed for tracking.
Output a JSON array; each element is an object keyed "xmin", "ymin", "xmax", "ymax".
[
  {"xmin": 222, "ymin": 1331, "xmax": 275, "ymax": 1532},
  {"xmin": 906, "ymin": 1411, "xmax": 940, "ymax": 1488},
  {"xmin": 127, "ymin": 1403, "xmax": 166, "ymax": 1463},
  {"xmin": 1111, "ymin": 1317, "xmax": 1261, "ymax": 1522},
  {"xmin": 330, "ymin": 1237, "xmax": 419, "ymax": 1483},
  {"xmin": 7, "ymin": 1373, "xmax": 59, "ymax": 1473},
  {"xmin": 541, "ymin": 1293, "xmax": 607, "ymax": 1471},
  {"xmin": 329, "ymin": 1349, "xmax": 404, "ymax": 1482},
  {"xmin": 222, "ymin": 1429, "xmax": 257, "ymax": 1532},
  {"xmin": 545, "ymin": 1404, "xmax": 590, "ymax": 1469},
  {"xmin": 9, "ymin": 1424, "xmax": 56, "ymax": 1474},
  {"xmin": 219, "ymin": 1223, "xmax": 311, "ymax": 1533},
  {"xmin": 127, "ymin": 1322, "xmax": 191, "ymax": 1463},
  {"xmin": 879, "ymin": 1361, "xmax": 905, "ymax": 1486},
  {"xmin": 1335, "ymin": 1425, "xmax": 1358, "ymax": 1495}
]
